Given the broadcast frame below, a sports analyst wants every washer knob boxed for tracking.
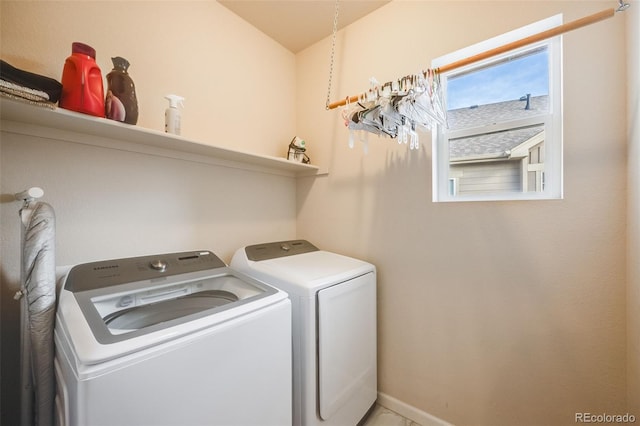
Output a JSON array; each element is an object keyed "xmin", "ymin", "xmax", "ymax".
[
  {"xmin": 150, "ymin": 259, "xmax": 168, "ymax": 272},
  {"xmin": 280, "ymin": 244, "xmax": 290, "ymax": 252}
]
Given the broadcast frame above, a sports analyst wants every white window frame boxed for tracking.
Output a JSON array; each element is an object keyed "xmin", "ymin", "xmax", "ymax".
[{"xmin": 432, "ymin": 15, "xmax": 563, "ymax": 202}]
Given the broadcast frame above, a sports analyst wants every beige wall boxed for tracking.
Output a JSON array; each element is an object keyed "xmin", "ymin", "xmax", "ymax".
[
  {"xmin": 0, "ymin": 1, "xmax": 633, "ymax": 425},
  {"xmin": 0, "ymin": 1, "xmax": 296, "ymax": 156},
  {"xmin": 627, "ymin": 0, "xmax": 640, "ymax": 415},
  {"xmin": 0, "ymin": 2, "xmax": 297, "ymax": 424},
  {"xmin": 296, "ymin": 1, "xmax": 627, "ymax": 425}
]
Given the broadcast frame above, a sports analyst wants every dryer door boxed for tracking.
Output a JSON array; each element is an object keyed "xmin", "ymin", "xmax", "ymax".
[{"xmin": 317, "ymin": 272, "xmax": 377, "ymax": 420}]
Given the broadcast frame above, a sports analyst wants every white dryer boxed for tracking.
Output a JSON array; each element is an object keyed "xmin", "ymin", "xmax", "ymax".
[
  {"xmin": 54, "ymin": 250, "xmax": 291, "ymax": 426},
  {"xmin": 231, "ymin": 240, "xmax": 377, "ymax": 426}
]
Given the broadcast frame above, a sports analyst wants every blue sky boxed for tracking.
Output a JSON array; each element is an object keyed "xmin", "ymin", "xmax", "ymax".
[{"xmin": 446, "ymin": 49, "xmax": 549, "ymax": 110}]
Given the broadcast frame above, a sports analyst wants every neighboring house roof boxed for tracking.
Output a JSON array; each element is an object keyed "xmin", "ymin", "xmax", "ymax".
[
  {"xmin": 450, "ymin": 125, "xmax": 545, "ymax": 162},
  {"xmin": 447, "ymin": 95, "xmax": 548, "ymax": 162}
]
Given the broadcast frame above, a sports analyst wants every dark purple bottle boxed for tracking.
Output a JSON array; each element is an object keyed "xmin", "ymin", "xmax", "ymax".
[{"xmin": 105, "ymin": 56, "xmax": 138, "ymax": 124}]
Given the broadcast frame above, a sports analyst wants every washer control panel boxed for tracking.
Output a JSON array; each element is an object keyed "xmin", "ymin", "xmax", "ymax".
[
  {"xmin": 150, "ymin": 259, "xmax": 168, "ymax": 272},
  {"xmin": 65, "ymin": 251, "xmax": 226, "ymax": 292}
]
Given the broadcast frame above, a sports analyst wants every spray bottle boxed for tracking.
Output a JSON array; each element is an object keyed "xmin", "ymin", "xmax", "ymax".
[{"xmin": 164, "ymin": 95, "xmax": 184, "ymax": 135}]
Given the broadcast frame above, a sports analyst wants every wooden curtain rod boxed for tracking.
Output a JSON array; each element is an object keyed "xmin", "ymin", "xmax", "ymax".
[{"xmin": 326, "ymin": 6, "xmax": 618, "ymax": 110}]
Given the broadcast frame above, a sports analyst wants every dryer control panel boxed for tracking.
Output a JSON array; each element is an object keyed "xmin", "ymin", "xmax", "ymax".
[{"xmin": 245, "ymin": 240, "xmax": 318, "ymax": 261}]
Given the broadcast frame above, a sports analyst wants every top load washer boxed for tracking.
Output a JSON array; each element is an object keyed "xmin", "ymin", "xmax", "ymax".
[
  {"xmin": 54, "ymin": 250, "xmax": 292, "ymax": 426},
  {"xmin": 231, "ymin": 240, "xmax": 377, "ymax": 426}
]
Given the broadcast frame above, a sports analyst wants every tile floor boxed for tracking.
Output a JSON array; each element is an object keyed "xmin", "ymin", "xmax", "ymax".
[{"xmin": 361, "ymin": 404, "xmax": 421, "ymax": 426}]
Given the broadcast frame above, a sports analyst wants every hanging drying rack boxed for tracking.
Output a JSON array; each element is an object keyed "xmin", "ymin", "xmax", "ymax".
[{"xmin": 326, "ymin": 1, "xmax": 630, "ymax": 111}]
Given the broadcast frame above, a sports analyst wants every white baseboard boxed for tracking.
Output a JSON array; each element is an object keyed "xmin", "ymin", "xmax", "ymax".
[{"xmin": 376, "ymin": 392, "xmax": 454, "ymax": 426}]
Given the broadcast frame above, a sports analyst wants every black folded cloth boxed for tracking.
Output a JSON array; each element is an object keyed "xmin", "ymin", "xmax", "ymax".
[{"xmin": 0, "ymin": 60, "xmax": 62, "ymax": 103}]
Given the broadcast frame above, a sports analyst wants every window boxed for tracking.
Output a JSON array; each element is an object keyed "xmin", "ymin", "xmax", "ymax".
[{"xmin": 432, "ymin": 15, "xmax": 563, "ymax": 202}]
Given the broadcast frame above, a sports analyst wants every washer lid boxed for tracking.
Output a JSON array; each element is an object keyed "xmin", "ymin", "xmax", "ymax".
[
  {"xmin": 102, "ymin": 289, "xmax": 239, "ymax": 333},
  {"xmin": 82, "ymin": 271, "xmax": 277, "ymax": 344}
]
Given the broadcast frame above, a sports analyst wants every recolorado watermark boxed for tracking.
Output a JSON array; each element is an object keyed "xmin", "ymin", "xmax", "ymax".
[{"xmin": 575, "ymin": 413, "xmax": 636, "ymax": 423}]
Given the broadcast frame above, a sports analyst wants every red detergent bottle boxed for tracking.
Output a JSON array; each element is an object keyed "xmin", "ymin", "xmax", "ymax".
[{"xmin": 59, "ymin": 42, "xmax": 105, "ymax": 117}]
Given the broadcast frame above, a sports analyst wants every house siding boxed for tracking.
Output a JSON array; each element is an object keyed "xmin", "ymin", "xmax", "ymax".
[{"xmin": 451, "ymin": 160, "xmax": 521, "ymax": 195}]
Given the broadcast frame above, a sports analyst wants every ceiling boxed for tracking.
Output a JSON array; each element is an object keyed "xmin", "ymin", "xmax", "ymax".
[{"xmin": 217, "ymin": 0, "xmax": 391, "ymax": 53}]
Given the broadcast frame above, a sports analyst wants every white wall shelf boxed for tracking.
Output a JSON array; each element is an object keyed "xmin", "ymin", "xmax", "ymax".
[{"xmin": 0, "ymin": 98, "xmax": 319, "ymax": 177}]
